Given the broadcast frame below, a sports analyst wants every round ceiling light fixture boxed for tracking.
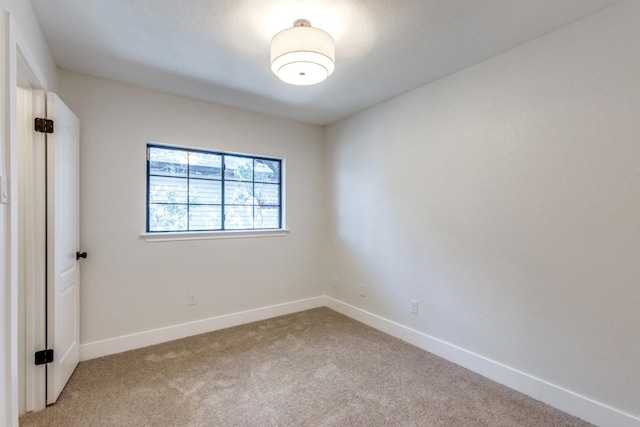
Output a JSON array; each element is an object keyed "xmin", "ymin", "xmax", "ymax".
[{"xmin": 270, "ymin": 19, "xmax": 335, "ymax": 86}]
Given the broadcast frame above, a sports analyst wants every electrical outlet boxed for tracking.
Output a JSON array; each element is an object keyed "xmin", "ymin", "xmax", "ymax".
[
  {"xmin": 332, "ymin": 277, "xmax": 339, "ymax": 289},
  {"xmin": 359, "ymin": 283, "xmax": 366, "ymax": 298},
  {"xmin": 188, "ymin": 293, "xmax": 197, "ymax": 306},
  {"xmin": 410, "ymin": 299, "xmax": 418, "ymax": 314}
]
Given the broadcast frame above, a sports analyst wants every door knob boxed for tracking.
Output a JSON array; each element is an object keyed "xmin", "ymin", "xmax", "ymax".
[{"xmin": 76, "ymin": 251, "xmax": 87, "ymax": 260}]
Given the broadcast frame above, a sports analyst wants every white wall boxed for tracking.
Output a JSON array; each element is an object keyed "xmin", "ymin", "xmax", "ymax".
[
  {"xmin": 57, "ymin": 71, "xmax": 325, "ymax": 354},
  {"xmin": 325, "ymin": 0, "xmax": 640, "ymax": 422},
  {"xmin": 3, "ymin": 0, "xmax": 56, "ymax": 91}
]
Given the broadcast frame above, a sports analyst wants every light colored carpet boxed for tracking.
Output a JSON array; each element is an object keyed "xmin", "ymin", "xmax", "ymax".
[{"xmin": 20, "ymin": 308, "xmax": 592, "ymax": 426}]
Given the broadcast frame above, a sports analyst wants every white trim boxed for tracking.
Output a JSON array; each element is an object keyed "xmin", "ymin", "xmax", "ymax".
[
  {"xmin": 141, "ymin": 229, "xmax": 290, "ymax": 242},
  {"xmin": 79, "ymin": 296, "xmax": 325, "ymax": 361},
  {"xmin": 4, "ymin": 8, "xmax": 52, "ymax": 422},
  {"xmin": 1, "ymin": 9, "xmax": 10, "ymax": 427},
  {"xmin": 5, "ymin": 11, "xmax": 21, "ymax": 427},
  {"xmin": 17, "ymin": 80, "xmax": 47, "ymax": 416},
  {"xmin": 324, "ymin": 297, "xmax": 640, "ymax": 427}
]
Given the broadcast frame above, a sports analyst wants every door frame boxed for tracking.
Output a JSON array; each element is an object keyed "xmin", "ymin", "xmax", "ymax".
[
  {"xmin": 17, "ymin": 61, "xmax": 47, "ymax": 413},
  {"xmin": 2, "ymin": 10, "xmax": 50, "ymax": 423}
]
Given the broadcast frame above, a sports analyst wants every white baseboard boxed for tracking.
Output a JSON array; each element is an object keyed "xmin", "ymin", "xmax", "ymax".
[
  {"xmin": 80, "ymin": 296, "xmax": 325, "ymax": 362},
  {"xmin": 325, "ymin": 297, "xmax": 640, "ymax": 427},
  {"xmin": 80, "ymin": 295, "xmax": 639, "ymax": 427}
]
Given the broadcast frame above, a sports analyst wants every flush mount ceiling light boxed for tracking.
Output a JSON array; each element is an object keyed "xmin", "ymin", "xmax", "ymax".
[{"xmin": 270, "ymin": 19, "xmax": 335, "ymax": 86}]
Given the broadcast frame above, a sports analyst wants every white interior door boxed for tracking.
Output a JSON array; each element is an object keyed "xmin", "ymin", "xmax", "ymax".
[{"xmin": 46, "ymin": 92, "xmax": 80, "ymax": 404}]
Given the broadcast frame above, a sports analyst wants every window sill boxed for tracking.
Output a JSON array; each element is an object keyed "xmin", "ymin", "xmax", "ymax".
[{"xmin": 141, "ymin": 229, "xmax": 290, "ymax": 242}]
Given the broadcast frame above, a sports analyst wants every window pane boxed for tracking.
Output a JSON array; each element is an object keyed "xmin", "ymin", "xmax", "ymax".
[
  {"xmin": 189, "ymin": 152, "xmax": 222, "ymax": 179},
  {"xmin": 147, "ymin": 145, "xmax": 282, "ymax": 233},
  {"xmin": 224, "ymin": 156, "xmax": 253, "ymax": 181},
  {"xmin": 189, "ymin": 179, "xmax": 221, "ymax": 204},
  {"xmin": 225, "ymin": 181, "xmax": 254, "ymax": 205},
  {"xmin": 254, "ymin": 183, "xmax": 279, "ymax": 205},
  {"xmin": 189, "ymin": 205, "xmax": 222, "ymax": 230},
  {"xmin": 224, "ymin": 206, "xmax": 254, "ymax": 230},
  {"xmin": 254, "ymin": 159, "xmax": 280, "ymax": 183},
  {"xmin": 254, "ymin": 207, "xmax": 280, "ymax": 229},
  {"xmin": 149, "ymin": 147, "xmax": 188, "ymax": 177},
  {"xmin": 149, "ymin": 176, "xmax": 188, "ymax": 203},
  {"xmin": 149, "ymin": 204, "xmax": 187, "ymax": 231}
]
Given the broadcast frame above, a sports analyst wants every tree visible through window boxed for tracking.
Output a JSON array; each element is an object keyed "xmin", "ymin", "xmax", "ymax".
[{"xmin": 147, "ymin": 144, "xmax": 282, "ymax": 232}]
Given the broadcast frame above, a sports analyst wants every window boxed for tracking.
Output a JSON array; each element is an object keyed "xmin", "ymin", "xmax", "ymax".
[{"xmin": 147, "ymin": 144, "xmax": 282, "ymax": 232}]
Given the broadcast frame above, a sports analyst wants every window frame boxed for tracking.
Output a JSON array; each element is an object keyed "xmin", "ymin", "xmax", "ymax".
[{"xmin": 145, "ymin": 143, "xmax": 285, "ymax": 236}]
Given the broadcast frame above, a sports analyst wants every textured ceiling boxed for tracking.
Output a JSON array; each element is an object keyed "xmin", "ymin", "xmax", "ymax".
[{"xmin": 30, "ymin": 0, "xmax": 624, "ymax": 125}]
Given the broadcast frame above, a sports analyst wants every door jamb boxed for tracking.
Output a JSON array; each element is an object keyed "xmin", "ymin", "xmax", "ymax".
[
  {"xmin": 16, "ymin": 46, "xmax": 47, "ymax": 414},
  {"xmin": 3, "ymin": 10, "xmax": 52, "ymax": 424}
]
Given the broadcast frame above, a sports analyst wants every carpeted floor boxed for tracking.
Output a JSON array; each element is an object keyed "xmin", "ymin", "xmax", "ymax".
[{"xmin": 19, "ymin": 308, "xmax": 592, "ymax": 426}]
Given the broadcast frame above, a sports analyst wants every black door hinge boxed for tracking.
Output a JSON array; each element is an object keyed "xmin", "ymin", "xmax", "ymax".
[
  {"xmin": 35, "ymin": 349, "xmax": 54, "ymax": 365},
  {"xmin": 34, "ymin": 118, "xmax": 54, "ymax": 133}
]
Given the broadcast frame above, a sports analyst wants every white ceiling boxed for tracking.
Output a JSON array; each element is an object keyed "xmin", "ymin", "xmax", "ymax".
[{"xmin": 29, "ymin": 0, "xmax": 623, "ymax": 125}]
